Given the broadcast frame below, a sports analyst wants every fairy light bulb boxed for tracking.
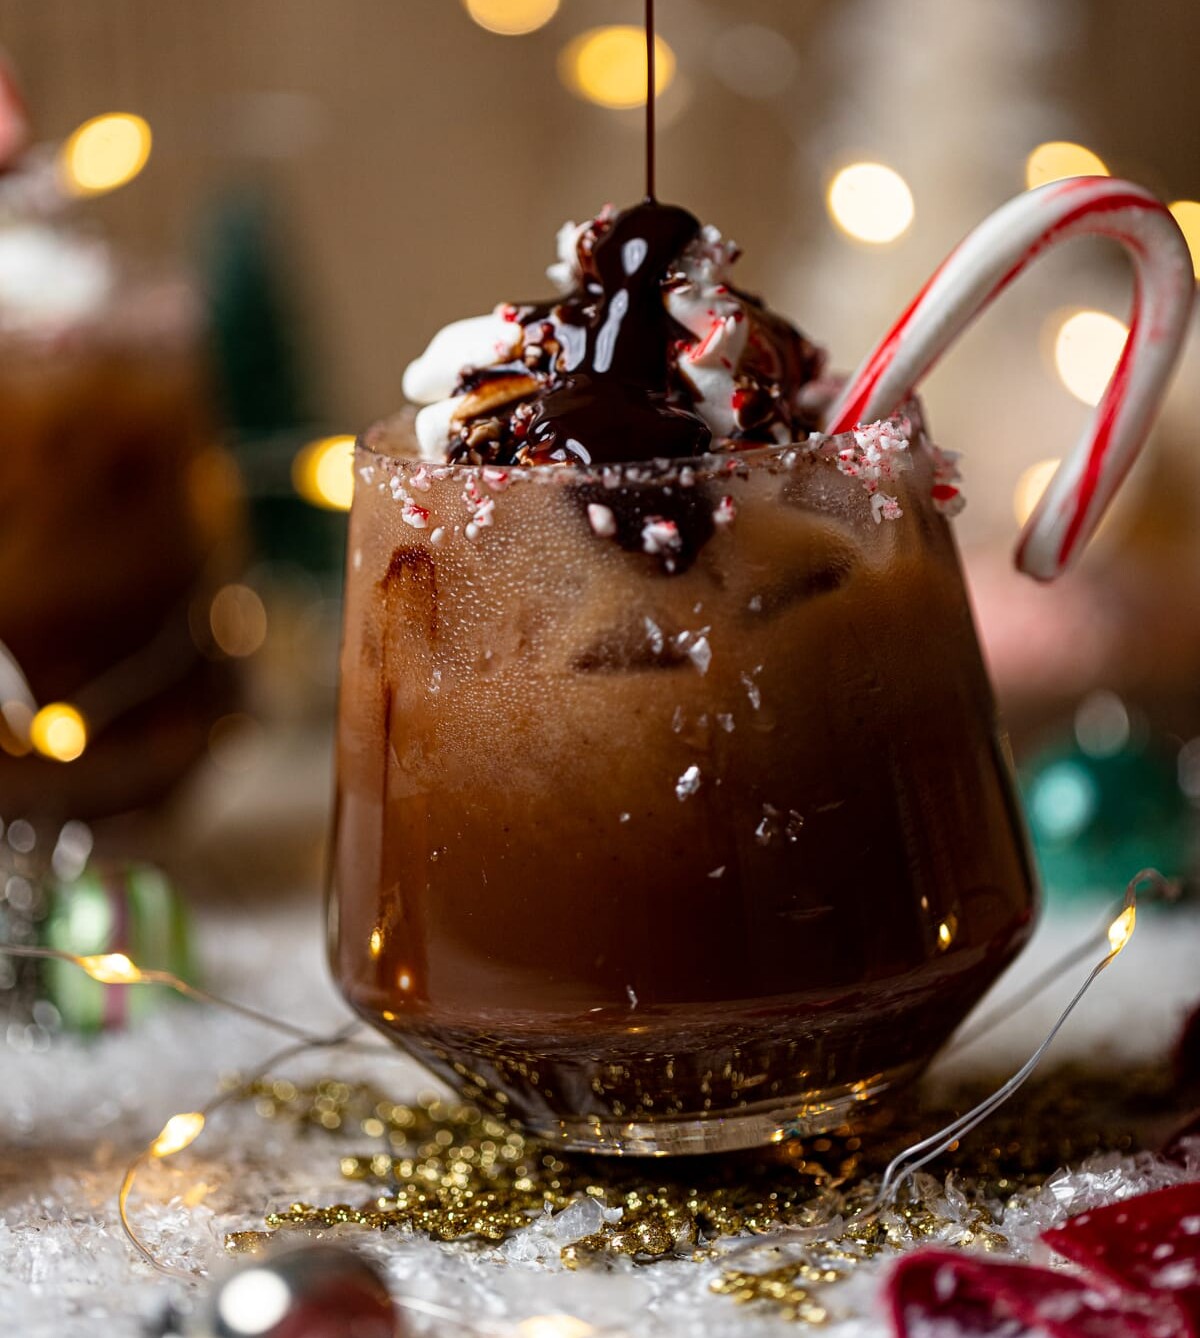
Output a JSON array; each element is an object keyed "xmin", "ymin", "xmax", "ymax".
[
  {"xmin": 59, "ymin": 113, "xmax": 152, "ymax": 197},
  {"xmin": 1107, "ymin": 904, "xmax": 1136, "ymax": 956},
  {"xmin": 29, "ymin": 703, "xmax": 87, "ymax": 762},
  {"xmin": 79, "ymin": 952, "xmax": 143, "ymax": 985},
  {"xmin": 150, "ymin": 1112, "xmax": 206, "ymax": 1159}
]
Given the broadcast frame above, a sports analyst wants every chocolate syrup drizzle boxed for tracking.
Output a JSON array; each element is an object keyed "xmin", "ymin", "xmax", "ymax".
[
  {"xmin": 508, "ymin": 0, "xmax": 713, "ymax": 468},
  {"xmin": 437, "ymin": 0, "xmax": 816, "ymax": 568},
  {"xmin": 646, "ymin": 0, "xmax": 656, "ymax": 202},
  {"xmin": 523, "ymin": 203, "xmax": 711, "ymax": 466}
]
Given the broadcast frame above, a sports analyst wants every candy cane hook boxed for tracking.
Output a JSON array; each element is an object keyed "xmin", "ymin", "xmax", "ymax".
[{"xmin": 827, "ymin": 177, "xmax": 1195, "ymax": 580}]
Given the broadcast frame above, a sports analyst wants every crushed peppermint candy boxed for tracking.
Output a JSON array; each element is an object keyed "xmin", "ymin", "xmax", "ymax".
[
  {"xmin": 641, "ymin": 517, "xmax": 682, "ymax": 556},
  {"xmin": 462, "ymin": 476, "xmax": 496, "ymax": 530},
  {"xmin": 832, "ymin": 417, "xmax": 913, "ymax": 522},
  {"xmin": 930, "ymin": 443, "xmax": 967, "ymax": 516},
  {"xmin": 401, "ymin": 500, "xmax": 430, "ymax": 529},
  {"xmin": 674, "ymin": 628, "xmax": 712, "ymax": 676},
  {"xmin": 587, "ymin": 503, "xmax": 617, "ymax": 538},
  {"xmin": 713, "ymin": 495, "xmax": 737, "ymax": 526},
  {"xmin": 675, "ymin": 765, "xmax": 702, "ymax": 801},
  {"xmin": 408, "ymin": 464, "xmax": 433, "ymax": 492}
]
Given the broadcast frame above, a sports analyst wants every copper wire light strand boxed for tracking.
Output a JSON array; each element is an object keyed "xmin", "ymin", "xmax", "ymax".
[
  {"xmin": 119, "ymin": 1023, "xmax": 360, "ymax": 1276},
  {"xmin": 867, "ymin": 867, "xmax": 1154, "ymax": 1209}
]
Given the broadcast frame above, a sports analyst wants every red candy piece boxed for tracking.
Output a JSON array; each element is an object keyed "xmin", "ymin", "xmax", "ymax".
[
  {"xmin": 1044, "ymin": 1183, "xmax": 1200, "ymax": 1338},
  {"xmin": 887, "ymin": 1248, "xmax": 1167, "ymax": 1338},
  {"xmin": 0, "ymin": 49, "xmax": 29, "ymax": 168}
]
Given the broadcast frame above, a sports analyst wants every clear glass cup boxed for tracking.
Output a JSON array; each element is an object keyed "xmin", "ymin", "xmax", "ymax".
[{"xmin": 328, "ymin": 410, "xmax": 1037, "ymax": 1155}]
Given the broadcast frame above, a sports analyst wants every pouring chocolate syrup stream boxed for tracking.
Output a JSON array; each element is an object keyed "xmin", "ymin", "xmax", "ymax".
[
  {"xmin": 645, "ymin": 0, "xmax": 656, "ymax": 202},
  {"xmin": 519, "ymin": 0, "xmax": 711, "ymax": 467}
]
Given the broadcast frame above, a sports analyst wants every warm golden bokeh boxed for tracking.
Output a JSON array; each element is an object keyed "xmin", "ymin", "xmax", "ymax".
[
  {"xmin": 1168, "ymin": 200, "xmax": 1200, "ymax": 279},
  {"xmin": 1052, "ymin": 309, "xmax": 1128, "ymax": 406},
  {"xmin": 559, "ymin": 26, "xmax": 674, "ymax": 109},
  {"xmin": 293, "ymin": 435, "xmax": 357, "ymax": 512},
  {"xmin": 464, "ymin": 0, "xmax": 559, "ymax": 37},
  {"xmin": 1025, "ymin": 140, "xmax": 1108, "ymax": 190},
  {"xmin": 59, "ymin": 112, "xmax": 152, "ymax": 197},
  {"xmin": 29, "ymin": 702, "xmax": 88, "ymax": 763},
  {"xmin": 1012, "ymin": 458, "xmax": 1062, "ymax": 527},
  {"xmin": 826, "ymin": 162, "xmax": 914, "ymax": 244}
]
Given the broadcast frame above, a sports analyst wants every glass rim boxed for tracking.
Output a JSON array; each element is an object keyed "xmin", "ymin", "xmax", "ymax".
[{"xmin": 355, "ymin": 401, "xmax": 926, "ymax": 485}]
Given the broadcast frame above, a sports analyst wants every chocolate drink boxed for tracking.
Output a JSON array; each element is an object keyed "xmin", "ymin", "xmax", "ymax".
[
  {"xmin": 330, "ymin": 413, "xmax": 1036, "ymax": 1153},
  {"xmin": 330, "ymin": 3, "xmax": 1035, "ymax": 1149},
  {"xmin": 0, "ymin": 266, "xmax": 243, "ymax": 819}
]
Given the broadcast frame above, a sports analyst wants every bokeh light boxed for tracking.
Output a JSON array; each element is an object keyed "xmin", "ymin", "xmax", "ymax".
[
  {"xmin": 1168, "ymin": 200, "xmax": 1200, "ymax": 280},
  {"xmin": 1074, "ymin": 689, "xmax": 1130, "ymax": 759},
  {"xmin": 1025, "ymin": 141, "xmax": 1108, "ymax": 190},
  {"xmin": 208, "ymin": 713, "xmax": 265, "ymax": 775},
  {"xmin": 826, "ymin": 163, "xmax": 914, "ymax": 244},
  {"xmin": 559, "ymin": 26, "xmax": 675, "ymax": 110},
  {"xmin": 709, "ymin": 24, "xmax": 798, "ymax": 100},
  {"xmin": 209, "ymin": 584, "xmax": 268, "ymax": 659},
  {"xmin": 59, "ymin": 113, "xmax": 152, "ymax": 197},
  {"xmin": 1013, "ymin": 458, "xmax": 1061, "ymax": 526},
  {"xmin": 1028, "ymin": 759, "xmax": 1098, "ymax": 841},
  {"xmin": 1053, "ymin": 309, "xmax": 1128, "ymax": 406},
  {"xmin": 464, "ymin": 0, "xmax": 559, "ymax": 36},
  {"xmin": 516, "ymin": 1318, "xmax": 594, "ymax": 1338},
  {"xmin": 29, "ymin": 703, "xmax": 87, "ymax": 763},
  {"xmin": 293, "ymin": 435, "xmax": 356, "ymax": 511}
]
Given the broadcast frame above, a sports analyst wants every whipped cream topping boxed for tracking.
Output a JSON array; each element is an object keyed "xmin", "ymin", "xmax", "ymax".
[{"xmin": 402, "ymin": 205, "xmax": 823, "ymax": 465}]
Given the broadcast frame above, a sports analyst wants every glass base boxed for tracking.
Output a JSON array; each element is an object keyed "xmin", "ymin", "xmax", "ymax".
[{"xmin": 520, "ymin": 1062, "xmax": 920, "ymax": 1156}]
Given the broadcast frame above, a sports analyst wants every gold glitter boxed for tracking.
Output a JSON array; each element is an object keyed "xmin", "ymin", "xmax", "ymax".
[
  {"xmin": 224, "ymin": 1230, "xmax": 272, "ymax": 1255},
  {"xmin": 229, "ymin": 1060, "xmax": 1181, "ymax": 1324},
  {"xmin": 712, "ymin": 1263, "xmax": 831, "ymax": 1323}
]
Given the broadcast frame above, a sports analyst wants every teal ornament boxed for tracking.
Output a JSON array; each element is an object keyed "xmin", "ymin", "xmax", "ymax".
[
  {"xmin": 41, "ymin": 862, "xmax": 193, "ymax": 1032},
  {"xmin": 1020, "ymin": 704, "xmax": 1193, "ymax": 902}
]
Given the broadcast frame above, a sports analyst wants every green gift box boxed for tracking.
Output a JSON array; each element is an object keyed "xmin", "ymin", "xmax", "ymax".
[{"xmin": 41, "ymin": 863, "xmax": 193, "ymax": 1032}]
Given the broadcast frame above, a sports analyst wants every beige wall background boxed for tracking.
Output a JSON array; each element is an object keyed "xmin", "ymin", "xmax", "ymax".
[{"xmin": 2, "ymin": 0, "xmax": 1198, "ymax": 468}]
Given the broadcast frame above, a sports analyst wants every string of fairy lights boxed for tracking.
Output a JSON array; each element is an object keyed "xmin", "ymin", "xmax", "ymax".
[{"xmin": 0, "ymin": 868, "xmax": 1169, "ymax": 1282}]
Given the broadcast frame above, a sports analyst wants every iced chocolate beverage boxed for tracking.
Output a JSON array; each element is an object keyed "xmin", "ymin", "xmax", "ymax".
[
  {"xmin": 0, "ymin": 223, "xmax": 242, "ymax": 818},
  {"xmin": 329, "ymin": 203, "xmax": 1037, "ymax": 1154}
]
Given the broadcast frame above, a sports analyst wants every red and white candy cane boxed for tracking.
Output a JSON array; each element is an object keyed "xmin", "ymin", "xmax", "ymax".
[
  {"xmin": 826, "ymin": 177, "xmax": 1195, "ymax": 581},
  {"xmin": 0, "ymin": 49, "xmax": 29, "ymax": 169}
]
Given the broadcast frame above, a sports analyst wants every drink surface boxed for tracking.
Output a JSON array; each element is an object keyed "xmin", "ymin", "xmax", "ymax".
[{"xmin": 330, "ymin": 418, "xmax": 1036, "ymax": 1148}]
